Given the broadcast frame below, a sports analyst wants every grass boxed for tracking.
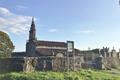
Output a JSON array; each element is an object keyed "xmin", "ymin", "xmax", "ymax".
[{"xmin": 0, "ymin": 69, "xmax": 120, "ymax": 80}]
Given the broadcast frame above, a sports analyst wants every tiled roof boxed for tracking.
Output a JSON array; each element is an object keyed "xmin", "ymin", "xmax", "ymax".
[{"xmin": 35, "ymin": 40, "xmax": 67, "ymax": 47}]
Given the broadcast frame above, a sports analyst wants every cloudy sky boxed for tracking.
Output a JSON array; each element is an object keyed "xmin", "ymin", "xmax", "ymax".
[{"xmin": 0, "ymin": 0, "xmax": 120, "ymax": 51}]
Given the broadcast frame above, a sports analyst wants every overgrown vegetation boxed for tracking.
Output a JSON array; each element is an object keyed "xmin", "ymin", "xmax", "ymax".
[
  {"xmin": 0, "ymin": 31, "xmax": 14, "ymax": 58},
  {"xmin": 0, "ymin": 69, "xmax": 120, "ymax": 80}
]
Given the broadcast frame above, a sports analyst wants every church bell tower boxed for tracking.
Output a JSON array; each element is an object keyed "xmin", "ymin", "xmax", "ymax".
[
  {"xmin": 29, "ymin": 18, "xmax": 37, "ymax": 41},
  {"xmin": 26, "ymin": 18, "xmax": 37, "ymax": 56}
]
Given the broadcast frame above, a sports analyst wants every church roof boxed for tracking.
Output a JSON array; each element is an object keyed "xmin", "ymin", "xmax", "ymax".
[{"xmin": 35, "ymin": 40, "xmax": 67, "ymax": 47}]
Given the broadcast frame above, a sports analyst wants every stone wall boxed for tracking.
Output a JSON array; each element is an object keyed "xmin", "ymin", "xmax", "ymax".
[
  {"xmin": 0, "ymin": 58, "xmax": 24, "ymax": 73},
  {"xmin": 0, "ymin": 56, "xmax": 83, "ymax": 73},
  {"xmin": 1, "ymin": 56, "xmax": 120, "ymax": 73}
]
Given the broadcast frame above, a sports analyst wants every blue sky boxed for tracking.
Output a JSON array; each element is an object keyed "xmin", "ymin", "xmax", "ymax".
[{"xmin": 0, "ymin": 0, "xmax": 120, "ymax": 51}]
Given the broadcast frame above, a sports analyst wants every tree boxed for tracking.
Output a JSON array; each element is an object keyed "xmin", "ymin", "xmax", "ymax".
[{"xmin": 0, "ymin": 31, "xmax": 14, "ymax": 58}]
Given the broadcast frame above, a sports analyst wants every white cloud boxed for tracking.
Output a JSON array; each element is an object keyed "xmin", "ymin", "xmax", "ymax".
[
  {"xmin": 48, "ymin": 29, "xmax": 57, "ymax": 32},
  {"xmin": 16, "ymin": 5, "xmax": 28, "ymax": 9},
  {"xmin": 78, "ymin": 30, "xmax": 95, "ymax": 34},
  {"xmin": 0, "ymin": 7, "xmax": 12, "ymax": 16},
  {"xmin": 0, "ymin": 7, "xmax": 33, "ymax": 34}
]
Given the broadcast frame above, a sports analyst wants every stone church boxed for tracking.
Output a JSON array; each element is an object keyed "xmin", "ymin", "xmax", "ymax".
[{"xmin": 25, "ymin": 18, "xmax": 81, "ymax": 58}]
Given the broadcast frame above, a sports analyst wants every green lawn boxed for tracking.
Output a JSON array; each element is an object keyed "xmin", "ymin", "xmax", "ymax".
[{"xmin": 0, "ymin": 69, "xmax": 120, "ymax": 80}]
